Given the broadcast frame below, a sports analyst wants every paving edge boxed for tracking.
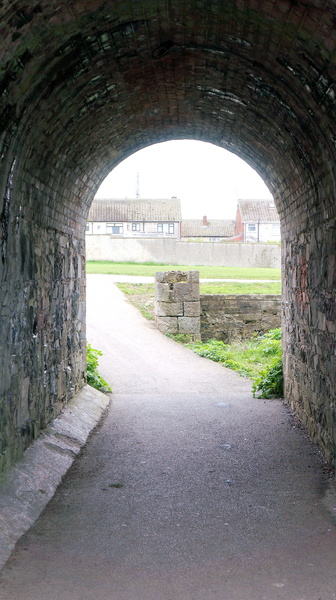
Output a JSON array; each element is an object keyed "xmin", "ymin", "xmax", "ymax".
[{"xmin": 0, "ymin": 384, "xmax": 110, "ymax": 570}]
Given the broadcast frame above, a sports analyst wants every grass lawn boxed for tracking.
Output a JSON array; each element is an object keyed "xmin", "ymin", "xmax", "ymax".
[
  {"xmin": 200, "ymin": 281, "xmax": 281, "ymax": 294},
  {"xmin": 87, "ymin": 260, "xmax": 281, "ymax": 280},
  {"xmin": 117, "ymin": 281, "xmax": 281, "ymax": 321}
]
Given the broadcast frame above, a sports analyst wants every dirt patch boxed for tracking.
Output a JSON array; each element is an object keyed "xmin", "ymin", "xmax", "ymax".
[{"xmin": 116, "ymin": 283, "xmax": 155, "ymax": 320}]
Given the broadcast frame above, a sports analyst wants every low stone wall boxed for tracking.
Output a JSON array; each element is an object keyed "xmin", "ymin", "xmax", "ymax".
[
  {"xmin": 86, "ymin": 235, "xmax": 281, "ymax": 268},
  {"xmin": 155, "ymin": 271, "xmax": 201, "ymax": 337},
  {"xmin": 200, "ymin": 294, "xmax": 281, "ymax": 342},
  {"xmin": 154, "ymin": 271, "xmax": 281, "ymax": 343}
]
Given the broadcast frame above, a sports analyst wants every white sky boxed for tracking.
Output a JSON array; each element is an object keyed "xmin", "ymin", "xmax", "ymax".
[{"xmin": 95, "ymin": 140, "xmax": 273, "ymax": 219}]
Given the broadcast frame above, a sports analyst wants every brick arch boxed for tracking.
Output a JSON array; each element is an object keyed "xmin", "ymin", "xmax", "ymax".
[{"xmin": 0, "ymin": 1, "xmax": 335, "ymax": 468}]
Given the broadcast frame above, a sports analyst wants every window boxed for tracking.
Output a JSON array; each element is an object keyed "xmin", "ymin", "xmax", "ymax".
[
  {"xmin": 106, "ymin": 223, "xmax": 123, "ymax": 234},
  {"xmin": 158, "ymin": 222, "xmax": 174, "ymax": 233},
  {"xmin": 85, "ymin": 223, "xmax": 92, "ymax": 233},
  {"xmin": 272, "ymin": 223, "xmax": 280, "ymax": 235},
  {"xmin": 132, "ymin": 223, "xmax": 140, "ymax": 231},
  {"xmin": 247, "ymin": 223, "xmax": 256, "ymax": 232}
]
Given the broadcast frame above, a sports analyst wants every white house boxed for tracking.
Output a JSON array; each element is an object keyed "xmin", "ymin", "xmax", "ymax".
[
  {"xmin": 86, "ymin": 198, "xmax": 182, "ymax": 238},
  {"xmin": 235, "ymin": 199, "xmax": 281, "ymax": 243}
]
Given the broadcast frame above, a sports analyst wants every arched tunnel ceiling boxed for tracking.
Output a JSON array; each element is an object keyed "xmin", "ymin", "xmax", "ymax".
[{"xmin": 1, "ymin": 0, "xmax": 336, "ymax": 217}]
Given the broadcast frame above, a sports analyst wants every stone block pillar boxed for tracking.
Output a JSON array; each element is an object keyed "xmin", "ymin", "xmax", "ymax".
[{"xmin": 155, "ymin": 271, "xmax": 200, "ymax": 338}]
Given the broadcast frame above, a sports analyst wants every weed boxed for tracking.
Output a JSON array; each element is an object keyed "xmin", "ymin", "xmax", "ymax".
[
  {"xmin": 166, "ymin": 333, "xmax": 195, "ymax": 344},
  {"xmin": 86, "ymin": 343, "xmax": 112, "ymax": 392},
  {"xmin": 252, "ymin": 357, "xmax": 284, "ymax": 398}
]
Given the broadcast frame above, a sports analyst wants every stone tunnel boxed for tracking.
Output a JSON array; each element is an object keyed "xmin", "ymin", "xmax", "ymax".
[{"xmin": 0, "ymin": 1, "xmax": 335, "ymax": 470}]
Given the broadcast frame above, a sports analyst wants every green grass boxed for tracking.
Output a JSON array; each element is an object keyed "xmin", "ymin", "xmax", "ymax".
[
  {"xmin": 87, "ymin": 260, "xmax": 281, "ymax": 280},
  {"xmin": 199, "ymin": 281, "xmax": 281, "ymax": 294},
  {"xmin": 187, "ymin": 329, "xmax": 283, "ymax": 397}
]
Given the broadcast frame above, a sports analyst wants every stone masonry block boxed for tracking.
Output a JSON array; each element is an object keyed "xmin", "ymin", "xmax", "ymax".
[
  {"xmin": 183, "ymin": 301, "xmax": 201, "ymax": 317},
  {"xmin": 173, "ymin": 282, "xmax": 199, "ymax": 302},
  {"xmin": 188, "ymin": 271, "xmax": 200, "ymax": 283},
  {"xmin": 155, "ymin": 271, "xmax": 188, "ymax": 284},
  {"xmin": 156, "ymin": 317, "xmax": 178, "ymax": 334},
  {"xmin": 155, "ymin": 283, "xmax": 173, "ymax": 302},
  {"xmin": 178, "ymin": 317, "xmax": 201, "ymax": 334},
  {"xmin": 156, "ymin": 301, "xmax": 184, "ymax": 317}
]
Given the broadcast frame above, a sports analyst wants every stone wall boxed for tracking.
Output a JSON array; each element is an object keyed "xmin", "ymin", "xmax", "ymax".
[
  {"xmin": 0, "ymin": 164, "xmax": 87, "ymax": 472},
  {"xmin": 86, "ymin": 236, "xmax": 281, "ymax": 268},
  {"xmin": 155, "ymin": 272, "xmax": 281, "ymax": 344},
  {"xmin": 200, "ymin": 295, "xmax": 281, "ymax": 343},
  {"xmin": 155, "ymin": 271, "xmax": 200, "ymax": 338},
  {"xmin": 282, "ymin": 213, "xmax": 336, "ymax": 466}
]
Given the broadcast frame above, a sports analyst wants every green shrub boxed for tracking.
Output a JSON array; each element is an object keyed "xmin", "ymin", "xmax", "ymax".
[
  {"xmin": 252, "ymin": 357, "xmax": 284, "ymax": 398},
  {"xmin": 86, "ymin": 343, "xmax": 112, "ymax": 392},
  {"xmin": 184, "ymin": 328, "xmax": 283, "ymax": 398}
]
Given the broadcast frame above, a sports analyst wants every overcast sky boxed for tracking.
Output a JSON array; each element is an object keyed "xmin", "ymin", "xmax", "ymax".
[{"xmin": 95, "ymin": 140, "xmax": 273, "ymax": 219}]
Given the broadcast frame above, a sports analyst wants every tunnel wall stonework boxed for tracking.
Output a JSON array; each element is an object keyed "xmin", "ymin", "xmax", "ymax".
[
  {"xmin": 0, "ymin": 1, "xmax": 335, "ymax": 468},
  {"xmin": 0, "ymin": 168, "xmax": 87, "ymax": 471},
  {"xmin": 282, "ymin": 209, "xmax": 336, "ymax": 465}
]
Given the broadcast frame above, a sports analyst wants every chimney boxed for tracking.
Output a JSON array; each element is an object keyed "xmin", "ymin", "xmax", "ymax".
[{"xmin": 202, "ymin": 215, "xmax": 208, "ymax": 226}]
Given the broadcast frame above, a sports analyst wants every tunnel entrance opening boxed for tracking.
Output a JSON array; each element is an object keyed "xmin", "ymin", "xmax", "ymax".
[
  {"xmin": 93, "ymin": 140, "xmax": 273, "ymax": 218},
  {"xmin": 0, "ymin": 1, "xmax": 335, "ymax": 471}
]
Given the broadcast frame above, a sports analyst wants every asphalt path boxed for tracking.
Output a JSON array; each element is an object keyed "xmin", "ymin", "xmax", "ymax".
[{"xmin": 0, "ymin": 274, "xmax": 335, "ymax": 600}]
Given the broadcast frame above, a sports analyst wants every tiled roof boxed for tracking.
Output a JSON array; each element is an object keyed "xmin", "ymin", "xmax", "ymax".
[
  {"xmin": 181, "ymin": 219, "xmax": 235, "ymax": 237},
  {"xmin": 238, "ymin": 199, "xmax": 279, "ymax": 222},
  {"xmin": 88, "ymin": 198, "xmax": 182, "ymax": 222}
]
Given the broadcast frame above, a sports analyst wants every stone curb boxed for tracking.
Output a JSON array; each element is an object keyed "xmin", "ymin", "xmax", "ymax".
[{"xmin": 0, "ymin": 385, "xmax": 110, "ymax": 570}]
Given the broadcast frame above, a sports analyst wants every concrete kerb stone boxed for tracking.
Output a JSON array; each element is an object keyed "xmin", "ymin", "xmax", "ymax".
[{"xmin": 0, "ymin": 385, "xmax": 110, "ymax": 570}]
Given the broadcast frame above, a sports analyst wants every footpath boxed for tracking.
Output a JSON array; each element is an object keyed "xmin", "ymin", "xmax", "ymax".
[{"xmin": 0, "ymin": 274, "xmax": 335, "ymax": 600}]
